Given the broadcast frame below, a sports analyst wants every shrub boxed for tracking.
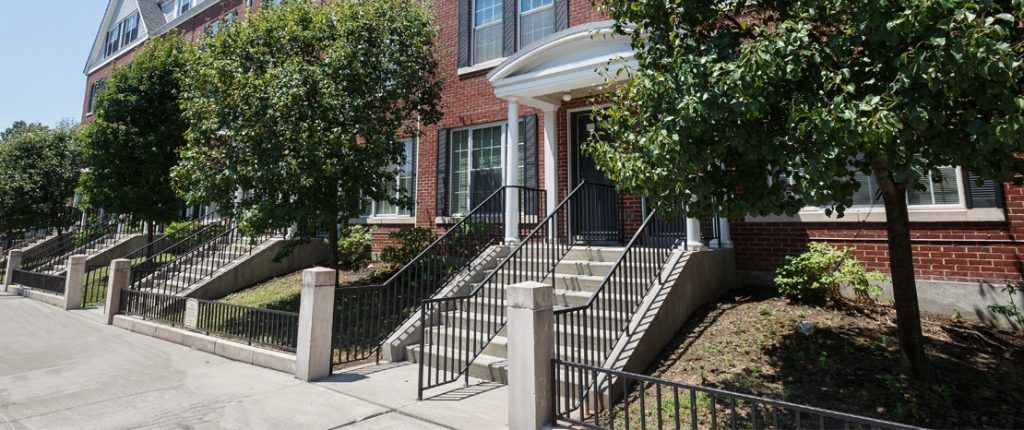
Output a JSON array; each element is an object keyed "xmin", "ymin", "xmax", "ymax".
[
  {"xmin": 988, "ymin": 283, "xmax": 1024, "ymax": 330},
  {"xmin": 338, "ymin": 225, "xmax": 374, "ymax": 269},
  {"xmin": 774, "ymin": 242, "xmax": 886, "ymax": 305},
  {"xmin": 164, "ymin": 220, "xmax": 198, "ymax": 241},
  {"xmin": 380, "ymin": 227, "xmax": 436, "ymax": 270}
]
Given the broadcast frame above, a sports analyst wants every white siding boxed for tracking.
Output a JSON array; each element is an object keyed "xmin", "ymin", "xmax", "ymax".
[{"xmin": 115, "ymin": 0, "xmax": 140, "ymax": 22}]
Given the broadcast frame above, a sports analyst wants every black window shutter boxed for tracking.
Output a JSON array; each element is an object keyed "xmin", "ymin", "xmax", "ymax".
[
  {"xmin": 502, "ymin": 0, "xmax": 516, "ymax": 57},
  {"xmin": 963, "ymin": 171, "xmax": 1004, "ymax": 209},
  {"xmin": 436, "ymin": 128, "xmax": 451, "ymax": 216},
  {"xmin": 410, "ymin": 137, "xmax": 418, "ymax": 214},
  {"xmin": 554, "ymin": 0, "xmax": 569, "ymax": 32},
  {"xmin": 457, "ymin": 0, "xmax": 472, "ymax": 67},
  {"xmin": 523, "ymin": 114, "xmax": 539, "ymax": 189}
]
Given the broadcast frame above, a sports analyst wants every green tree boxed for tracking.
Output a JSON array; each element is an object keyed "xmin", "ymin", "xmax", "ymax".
[
  {"xmin": 77, "ymin": 34, "xmax": 198, "ymax": 251},
  {"xmin": 590, "ymin": 0, "xmax": 1023, "ymax": 379},
  {"xmin": 174, "ymin": 0, "xmax": 442, "ymax": 277},
  {"xmin": 1, "ymin": 121, "xmax": 48, "ymax": 142},
  {"xmin": 0, "ymin": 123, "xmax": 81, "ymax": 235}
]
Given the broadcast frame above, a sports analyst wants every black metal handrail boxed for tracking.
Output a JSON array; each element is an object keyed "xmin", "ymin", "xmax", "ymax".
[
  {"xmin": 331, "ymin": 185, "xmax": 545, "ymax": 366},
  {"xmin": 554, "ymin": 210, "xmax": 687, "ymax": 367},
  {"xmin": 417, "ymin": 182, "xmax": 619, "ymax": 398},
  {"xmin": 552, "ymin": 359, "xmax": 922, "ymax": 430},
  {"xmin": 129, "ymin": 225, "xmax": 285, "ymax": 295},
  {"xmin": 21, "ymin": 215, "xmax": 142, "ymax": 273},
  {"xmin": 120, "ymin": 289, "xmax": 300, "ymax": 352},
  {"xmin": 10, "ymin": 269, "xmax": 67, "ymax": 296},
  {"xmin": 127, "ymin": 216, "xmax": 234, "ymax": 282},
  {"xmin": 83, "ymin": 263, "xmax": 109, "ymax": 307}
]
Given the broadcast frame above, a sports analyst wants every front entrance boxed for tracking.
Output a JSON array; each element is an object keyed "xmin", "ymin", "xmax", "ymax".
[{"xmin": 570, "ymin": 111, "xmax": 620, "ymax": 243}]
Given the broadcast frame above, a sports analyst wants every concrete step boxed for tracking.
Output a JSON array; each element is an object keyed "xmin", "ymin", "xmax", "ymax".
[
  {"xmin": 462, "ymin": 287, "xmax": 632, "ymax": 311},
  {"xmin": 563, "ymin": 247, "xmax": 627, "ymax": 263},
  {"xmin": 440, "ymin": 310, "xmax": 626, "ymax": 340},
  {"xmin": 406, "ymin": 344, "xmax": 509, "ymax": 384}
]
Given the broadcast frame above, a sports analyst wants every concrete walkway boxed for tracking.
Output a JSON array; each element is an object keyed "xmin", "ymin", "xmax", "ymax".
[{"xmin": 0, "ymin": 293, "xmax": 508, "ymax": 429}]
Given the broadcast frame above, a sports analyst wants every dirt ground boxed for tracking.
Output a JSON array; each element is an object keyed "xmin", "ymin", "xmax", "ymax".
[{"xmin": 644, "ymin": 286, "xmax": 1024, "ymax": 428}]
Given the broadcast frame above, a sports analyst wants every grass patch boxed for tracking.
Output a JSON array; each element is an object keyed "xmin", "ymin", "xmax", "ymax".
[
  {"xmin": 219, "ymin": 264, "xmax": 382, "ymax": 313},
  {"xmin": 629, "ymin": 286, "xmax": 1024, "ymax": 428}
]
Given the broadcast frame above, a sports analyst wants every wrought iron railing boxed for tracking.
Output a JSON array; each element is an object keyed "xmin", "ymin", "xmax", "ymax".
[
  {"xmin": 82, "ymin": 263, "xmax": 109, "ymax": 307},
  {"xmin": 120, "ymin": 289, "xmax": 300, "ymax": 352},
  {"xmin": 21, "ymin": 215, "xmax": 143, "ymax": 273},
  {"xmin": 129, "ymin": 226, "xmax": 285, "ymax": 295},
  {"xmin": 417, "ymin": 182, "xmax": 618, "ymax": 398},
  {"xmin": 10, "ymin": 269, "xmax": 67, "ymax": 296},
  {"xmin": 552, "ymin": 359, "xmax": 921, "ymax": 430},
  {"xmin": 127, "ymin": 215, "xmax": 234, "ymax": 283},
  {"xmin": 554, "ymin": 210, "xmax": 687, "ymax": 368},
  {"xmin": 331, "ymin": 186, "xmax": 545, "ymax": 366}
]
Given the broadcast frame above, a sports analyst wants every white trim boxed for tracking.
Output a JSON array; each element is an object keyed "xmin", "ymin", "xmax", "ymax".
[
  {"xmin": 350, "ymin": 216, "xmax": 417, "ymax": 226},
  {"xmin": 746, "ymin": 207, "xmax": 1006, "ymax": 223},
  {"xmin": 517, "ymin": 0, "xmax": 555, "ymax": 49},
  {"xmin": 458, "ymin": 57, "xmax": 507, "ymax": 76}
]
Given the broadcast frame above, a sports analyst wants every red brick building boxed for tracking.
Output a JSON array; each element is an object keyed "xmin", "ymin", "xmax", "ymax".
[{"xmin": 84, "ymin": 0, "xmax": 1023, "ymax": 324}]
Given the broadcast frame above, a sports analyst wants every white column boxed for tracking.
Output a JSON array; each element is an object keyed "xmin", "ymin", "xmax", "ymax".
[
  {"xmin": 4, "ymin": 249, "xmax": 23, "ymax": 290},
  {"xmin": 505, "ymin": 99, "xmax": 521, "ymax": 245},
  {"xmin": 295, "ymin": 267, "xmax": 336, "ymax": 382},
  {"xmin": 718, "ymin": 218, "xmax": 733, "ymax": 248},
  {"xmin": 543, "ymin": 108, "xmax": 557, "ymax": 222},
  {"xmin": 686, "ymin": 217, "xmax": 704, "ymax": 250},
  {"xmin": 507, "ymin": 281, "xmax": 555, "ymax": 430}
]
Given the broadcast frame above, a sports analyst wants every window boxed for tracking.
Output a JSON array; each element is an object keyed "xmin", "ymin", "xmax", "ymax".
[
  {"xmin": 120, "ymin": 13, "xmax": 140, "ymax": 47},
  {"xmin": 103, "ymin": 25, "xmax": 121, "ymax": 58},
  {"xmin": 363, "ymin": 139, "xmax": 417, "ymax": 217},
  {"xmin": 473, "ymin": 0, "xmax": 503, "ymax": 63},
  {"xmin": 178, "ymin": 0, "xmax": 192, "ymax": 15},
  {"xmin": 519, "ymin": 0, "xmax": 555, "ymax": 48},
  {"xmin": 850, "ymin": 167, "xmax": 962, "ymax": 207},
  {"xmin": 87, "ymin": 80, "xmax": 107, "ymax": 114},
  {"xmin": 450, "ymin": 122, "xmax": 527, "ymax": 214},
  {"xmin": 205, "ymin": 11, "xmax": 238, "ymax": 37}
]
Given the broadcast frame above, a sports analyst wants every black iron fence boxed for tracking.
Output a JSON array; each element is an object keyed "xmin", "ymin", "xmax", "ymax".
[
  {"xmin": 331, "ymin": 186, "xmax": 545, "ymax": 366},
  {"xmin": 10, "ymin": 269, "xmax": 66, "ymax": 296},
  {"xmin": 82, "ymin": 264, "xmax": 109, "ymax": 307},
  {"xmin": 554, "ymin": 210, "xmax": 687, "ymax": 371},
  {"xmin": 128, "ymin": 216, "xmax": 234, "ymax": 286},
  {"xmin": 120, "ymin": 289, "xmax": 299, "ymax": 352},
  {"xmin": 21, "ymin": 215, "xmax": 143, "ymax": 273},
  {"xmin": 417, "ymin": 182, "xmax": 618, "ymax": 398},
  {"xmin": 552, "ymin": 359, "xmax": 920, "ymax": 430}
]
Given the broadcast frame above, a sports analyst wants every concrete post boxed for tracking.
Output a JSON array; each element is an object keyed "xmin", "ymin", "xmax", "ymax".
[
  {"xmin": 4, "ymin": 249, "xmax": 23, "ymax": 290},
  {"xmin": 505, "ymin": 98, "xmax": 521, "ymax": 245},
  {"xmin": 507, "ymin": 281, "xmax": 555, "ymax": 430},
  {"xmin": 103, "ymin": 259, "xmax": 131, "ymax": 325},
  {"xmin": 63, "ymin": 255, "xmax": 87, "ymax": 311},
  {"xmin": 685, "ymin": 217, "xmax": 704, "ymax": 250},
  {"xmin": 295, "ymin": 267, "xmax": 336, "ymax": 382},
  {"xmin": 718, "ymin": 218, "xmax": 733, "ymax": 249}
]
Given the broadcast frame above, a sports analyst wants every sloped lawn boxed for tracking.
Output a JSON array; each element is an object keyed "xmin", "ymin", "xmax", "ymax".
[
  {"xmin": 219, "ymin": 264, "xmax": 383, "ymax": 313},
  {"xmin": 636, "ymin": 286, "xmax": 1024, "ymax": 428}
]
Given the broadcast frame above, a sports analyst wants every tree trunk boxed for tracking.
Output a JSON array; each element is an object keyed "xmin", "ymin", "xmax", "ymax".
[
  {"xmin": 328, "ymin": 222, "xmax": 340, "ymax": 287},
  {"xmin": 873, "ymin": 165, "xmax": 931, "ymax": 380},
  {"xmin": 145, "ymin": 220, "xmax": 155, "ymax": 258}
]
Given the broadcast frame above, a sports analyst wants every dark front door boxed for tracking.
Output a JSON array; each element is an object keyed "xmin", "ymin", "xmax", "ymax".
[{"xmin": 570, "ymin": 111, "xmax": 619, "ymax": 243}]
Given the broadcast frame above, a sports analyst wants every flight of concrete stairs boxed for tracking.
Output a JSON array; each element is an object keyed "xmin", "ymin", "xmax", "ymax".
[
  {"xmin": 134, "ymin": 234, "xmax": 255, "ymax": 295},
  {"xmin": 35, "ymin": 234, "xmax": 125, "ymax": 275},
  {"xmin": 408, "ymin": 245, "xmax": 647, "ymax": 383}
]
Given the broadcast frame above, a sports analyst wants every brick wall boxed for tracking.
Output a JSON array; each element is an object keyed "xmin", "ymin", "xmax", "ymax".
[{"xmin": 732, "ymin": 184, "xmax": 1024, "ymax": 284}]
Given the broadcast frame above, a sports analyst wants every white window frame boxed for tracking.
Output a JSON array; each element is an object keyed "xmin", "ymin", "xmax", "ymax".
[
  {"xmin": 472, "ymin": 0, "xmax": 504, "ymax": 65},
  {"xmin": 363, "ymin": 138, "xmax": 418, "ymax": 218},
  {"xmin": 449, "ymin": 121, "xmax": 527, "ymax": 216},
  {"xmin": 120, "ymin": 13, "xmax": 140, "ymax": 47},
  {"xmin": 518, "ymin": 0, "xmax": 555, "ymax": 49},
  {"xmin": 178, "ymin": 0, "xmax": 192, "ymax": 16},
  {"xmin": 837, "ymin": 166, "xmax": 966, "ymax": 212},
  {"xmin": 103, "ymin": 25, "xmax": 121, "ymax": 58}
]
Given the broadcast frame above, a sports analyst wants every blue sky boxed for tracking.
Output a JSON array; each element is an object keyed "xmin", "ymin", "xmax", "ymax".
[{"xmin": 0, "ymin": 0, "xmax": 109, "ymax": 132}]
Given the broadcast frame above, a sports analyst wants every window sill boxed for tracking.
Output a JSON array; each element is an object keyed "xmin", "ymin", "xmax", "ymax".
[
  {"xmin": 436, "ymin": 216, "xmax": 464, "ymax": 225},
  {"xmin": 457, "ymin": 58, "xmax": 506, "ymax": 76},
  {"xmin": 745, "ymin": 207, "xmax": 1006, "ymax": 223},
  {"xmin": 349, "ymin": 216, "xmax": 416, "ymax": 225}
]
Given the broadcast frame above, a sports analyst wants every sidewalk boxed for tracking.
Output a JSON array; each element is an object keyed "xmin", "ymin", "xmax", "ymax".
[{"xmin": 0, "ymin": 292, "xmax": 508, "ymax": 429}]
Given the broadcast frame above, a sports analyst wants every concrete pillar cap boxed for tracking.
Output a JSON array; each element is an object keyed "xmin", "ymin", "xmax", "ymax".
[
  {"xmin": 508, "ymin": 282, "xmax": 554, "ymax": 310},
  {"xmin": 302, "ymin": 267, "xmax": 336, "ymax": 288}
]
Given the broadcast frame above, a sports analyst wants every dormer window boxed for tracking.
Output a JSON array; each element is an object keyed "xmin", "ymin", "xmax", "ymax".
[
  {"xmin": 103, "ymin": 12, "xmax": 140, "ymax": 59},
  {"xmin": 178, "ymin": 0, "xmax": 192, "ymax": 15}
]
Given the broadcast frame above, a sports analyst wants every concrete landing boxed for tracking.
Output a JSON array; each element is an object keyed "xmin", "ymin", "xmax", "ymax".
[{"xmin": 0, "ymin": 292, "xmax": 508, "ymax": 429}]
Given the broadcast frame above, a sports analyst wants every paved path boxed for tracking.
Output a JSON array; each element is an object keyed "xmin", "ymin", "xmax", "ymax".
[{"xmin": 0, "ymin": 293, "xmax": 508, "ymax": 429}]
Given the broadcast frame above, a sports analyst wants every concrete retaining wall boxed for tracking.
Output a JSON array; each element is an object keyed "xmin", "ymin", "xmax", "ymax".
[
  {"xmin": 740, "ymin": 269, "xmax": 1024, "ymax": 330},
  {"xmin": 84, "ymin": 234, "xmax": 152, "ymax": 268},
  {"xmin": 3, "ymin": 284, "xmax": 65, "ymax": 308},
  {"xmin": 183, "ymin": 239, "xmax": 331, "ymax": 300},
  {"xmin": 112, "ymin": 315, "xmax": 296, "ymax": 374},
  {"xmin": 606, "ymin": 249, "xmax": 736, "ymax": 375}
]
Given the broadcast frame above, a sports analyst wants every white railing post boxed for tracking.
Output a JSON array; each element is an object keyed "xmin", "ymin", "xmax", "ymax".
[
  {"xmin": 104, "ymin": 259, "xmax": 131, "ymax": 325},
  {"xmin": 718, "ymin": 218, "xmax": 733, "ymax": 248},
  {"xmin": 63, "ymin": 255, "xmax": 87, "ymax": 310},
  {"xmin": 4, "ymin": 250, "xmax": 23, "ymax": 291},
  {"xmin": 295, "ymin": 267, "xmax": 336, "ymax": 382},
  {"xmin": 507, "ymin": 281, "xmax": 555, "ymax": 430}
]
